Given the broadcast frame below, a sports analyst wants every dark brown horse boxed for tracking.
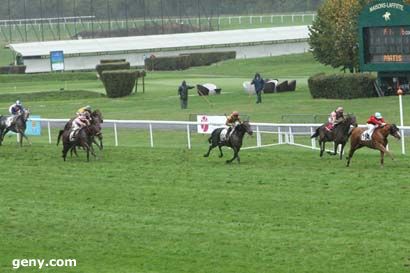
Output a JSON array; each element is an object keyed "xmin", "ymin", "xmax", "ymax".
[
  {"xmin": 311, "ymin": 114, "xmax": 357, "ymax": 159},
  {"xmin": 346, "ymin": 123, "xmax": 401, "ymax": 167},
  {"xmin": 0, "ymin": 109, "xmax": 31, "ymax": 146},
  {"xmin": 203, "ymin": 120, "xmax": 253, "ymax": 163},
  {"xmin": 57, "ymin": 109, "xmax": 103, "ymax": 149},
  {"xmin": 61, "ymin": 124, "xmax": 100, "ymax": 161}
]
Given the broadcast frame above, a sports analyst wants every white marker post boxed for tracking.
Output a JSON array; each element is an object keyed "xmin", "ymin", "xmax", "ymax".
[{"xmin": 397, "ymin": 88, "xmax": 405, "ymax": 154}]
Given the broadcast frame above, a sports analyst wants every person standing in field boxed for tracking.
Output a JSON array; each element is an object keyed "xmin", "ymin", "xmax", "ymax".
[
  {"xmin": 178, "ymin": 80, "xmax": 194, "ymax": 109},
  {"xmin": 251, "ymin": 73, "xmax": 265, "ymax": 104}
]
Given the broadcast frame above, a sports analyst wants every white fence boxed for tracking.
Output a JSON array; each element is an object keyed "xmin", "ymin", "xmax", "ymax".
[{"xmin": 32, "ymin": 118, "xmax": 410, "ymax": 155}]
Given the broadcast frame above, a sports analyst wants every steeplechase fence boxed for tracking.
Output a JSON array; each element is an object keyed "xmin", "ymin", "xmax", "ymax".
[{"xmin": 29, "ymin": 118, "xmax": 410, "ymax": 155}]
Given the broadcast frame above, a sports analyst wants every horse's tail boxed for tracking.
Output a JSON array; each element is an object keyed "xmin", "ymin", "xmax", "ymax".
[
  {"xmin": 56, "ymin": 129, "xmax": 64, "ymax": 146},
  {"xmin": 311, "ymin": 127, "xmax": 320, "ymax": 139}
]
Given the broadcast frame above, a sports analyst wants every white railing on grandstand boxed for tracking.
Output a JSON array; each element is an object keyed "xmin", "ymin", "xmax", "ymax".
[{"xmin": 31, "ymin": 118, "xmax": 409, "ymax": 155}]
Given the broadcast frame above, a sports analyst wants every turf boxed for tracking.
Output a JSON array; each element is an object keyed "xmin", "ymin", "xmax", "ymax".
[
  {"xmin": 0, "ymin": 52, "xmax": 409, "ymax": 273},
  {"xmin": 0, "ymin": 144, "xmax": 410, "ymax": 273}
]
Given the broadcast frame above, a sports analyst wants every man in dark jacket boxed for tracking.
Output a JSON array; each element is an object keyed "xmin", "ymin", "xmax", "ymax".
[
  {"xmin": 251, "ymin": 73, "xmax": 265, "ymax": 104},
  {"xmin": 178, "ymin": 80, "xmax": 194, "ymax": 109}
]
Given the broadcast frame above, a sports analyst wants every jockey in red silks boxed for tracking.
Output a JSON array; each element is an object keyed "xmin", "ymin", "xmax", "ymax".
[{"xmin": 364, "ymin": 112, "xmax": 386, "ymax": 140}]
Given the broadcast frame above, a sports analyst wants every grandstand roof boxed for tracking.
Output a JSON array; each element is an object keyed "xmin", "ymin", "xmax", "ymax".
[{"xmin": 9, "ymin": 25, "xmax": 309, "ymax": 57}]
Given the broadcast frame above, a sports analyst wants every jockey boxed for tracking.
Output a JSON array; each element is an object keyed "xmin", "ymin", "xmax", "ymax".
[
  {"xmin": 70, "ymin": 113, "xmax": 90, "ymax": 140},
  {"xmin": 365, "ymin": 112, "xmax": 386, "ymax": 140},
  {"xmin": 6, "ymin": 100, "xmax": 25, "ymax": 127},
  {"xmin": 225, "ymin": 111, "xmax": 242, "ymax": 141},
  {"xmin": 327, "ymin": 106, "xmax": 344, "ymax": 130},
  {"xmin": 76, "ymin": 105, "xmax": 92, "ymax": 118}
]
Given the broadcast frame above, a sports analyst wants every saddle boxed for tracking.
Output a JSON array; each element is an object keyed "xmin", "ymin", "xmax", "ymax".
[
  {"xmin": 220, "ymin": 128, "xmax": 228, "ymax": 142},
  {"xmin": 361, "ymin": 131, "xmax": 371, "ymax": 141},
  {"xmin": 69, "ymin": 129, "xmax": 80, "ymax": 141}
]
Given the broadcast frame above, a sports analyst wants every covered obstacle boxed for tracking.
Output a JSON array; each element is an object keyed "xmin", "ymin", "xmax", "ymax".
[{"xmin": 197, "ymin": 83, "xmax": 221, "ymax": 96}]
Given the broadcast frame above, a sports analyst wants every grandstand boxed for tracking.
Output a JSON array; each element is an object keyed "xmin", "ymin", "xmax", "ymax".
[{"xmin": 9, "ymin": 25, "xmax": 309, "ymax": 73}]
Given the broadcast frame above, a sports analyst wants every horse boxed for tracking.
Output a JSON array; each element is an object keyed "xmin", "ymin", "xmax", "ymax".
[
  {"xmin": 346, "ymin": 123, "xmax": 401, "ymax": 167},
  {"xmin": 57, "ymin": 109, "xmax": 103, "ymax": 150},
  {"xmin": 0, "ymin": 109, "xmax": 31, "ymax": 147},
  {"xmin": 203, "ymin": 120, "xmax": 253, "ymax": 163},
  {"xmin": 311, "ymin": 114, "xmax": 357, "ymax": 159},
  {"xmin": 61, "ymin": 124, "xmax": 100, "ymax": 161}
]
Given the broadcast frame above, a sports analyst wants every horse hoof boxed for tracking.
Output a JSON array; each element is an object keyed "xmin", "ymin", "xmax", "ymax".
[
  {"xmin": 225, "ymin": 160, "xmax": 231, "ymax": 164},
  {"xmin": 203, "ymin": 154, "xmax": 208, "ymax": 157},
  {"xmin": 219, "ymin": 155, "xmax": 223, "ymax": 158}
]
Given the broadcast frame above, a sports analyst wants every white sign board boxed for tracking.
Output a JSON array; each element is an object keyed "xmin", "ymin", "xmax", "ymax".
[{"xmin": 197, "ymin": 115, "xmax": 226, "ymax": 134}]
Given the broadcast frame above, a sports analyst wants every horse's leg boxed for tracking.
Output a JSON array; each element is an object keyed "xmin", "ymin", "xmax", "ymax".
[
  {"xmin": 319, "ymin": 140, "xmax": 325, "ymax": 157},
  {"xmin": 226, "ymin": 147, "xmax": 237, "ymax": 164},
  {"xmin": 218, "ymin": 145, "xmax": 223, "ymax": 158},
  {"xmin": 62, "ymin": 143, "xmax": 71, "ymax": 161},
  {"xmin": 19, "ymin": 132, "xmax": 31, "ymax": 146},
  {"xmin": 339, "ymin": 142, "xmax": 346, "ymax": 160},
  {"xmin": 204, "ymin": 144, "xmax": 216, "ymax": 157},
  {"xmin": 380, "ymin": 150, "xmax": 385, "ymax": 167}
]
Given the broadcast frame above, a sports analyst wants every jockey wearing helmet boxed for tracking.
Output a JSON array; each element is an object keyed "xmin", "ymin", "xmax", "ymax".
[
  {"xmin": 70, "ymin": 112, "xmax": 91, "ymax": 140},
  {"xmin": 76, "ymin": 105, "xmax": 92, "ymax": 120},
  {"xmin": 6, "ymin": 100, "xmax": 25, "ymax": 127},
  {"xmin": 225, "ymin": 111, "xmax": 242, "ymax": 141},
  {"xmin": 328, "ymin": 106, "xmax": 345, "ymax": 130},
  {"xmin": 364, "ymin": 112, "xmax": 386, "ymax": 140}
]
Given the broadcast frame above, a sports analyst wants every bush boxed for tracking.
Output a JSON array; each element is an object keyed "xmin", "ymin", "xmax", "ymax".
[
  {"xmin": 101, "ymin": 70, "xmax": 137, "ymax": 98},
  {"xmin": 187, "ymin": 51, "xmax": 236, "ymax": 67},
  {"xmin": 308, "ymin": 73, "xmax": 377, "ymax": 99},
  {"xmin": 0, "ymin": 72, "xmax": 97, "ymax": 83},
  {"xmin": 96, "ymin": 62, "xmax": 130, "ymax": 77},
  {"xmin": 100, "ymin": 59, "xmax": 126, "ymax": 64},
  {"xmin": 145, "ymin": 55, "xmax": 191, "ymax": 71},
  {"xmin": 0, "ymin": 65, "xmax": 26, "ymax": 74},
  {"xmin": 144, "ymin": 51, "xmax": 236, "ymax": 71}
]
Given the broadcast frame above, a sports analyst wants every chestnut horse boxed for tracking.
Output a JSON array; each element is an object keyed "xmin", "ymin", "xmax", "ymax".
[{"xmin": 346, "ymin": 123, "xmax": 401, "ymax": 167}]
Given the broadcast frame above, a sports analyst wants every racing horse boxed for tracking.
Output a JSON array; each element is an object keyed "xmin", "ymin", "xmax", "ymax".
[
  {"xmin": 57, "ymin": 109, "xmax": 103, "ymax": 150},
  {"xmin": 346, "ymin": 123, "xmax": 401, "ymax": 167},
  {"xmin": 203, "ymin": 120, "xmax": 253, "ymax": 163},
  {"xmin": 0, "ymin": 109, "xmax": 31, "ymax": 146},
  {"xmin": 61, "ymin": 123, "xmax": 100, "ymax": 161},
  {"xmin": 311, "ymin": 114, "xmax": 357, "ymax": 159}
]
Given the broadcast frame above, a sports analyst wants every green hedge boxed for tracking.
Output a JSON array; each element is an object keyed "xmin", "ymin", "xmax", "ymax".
[
  {"xmin": 101, "ymin": 70, "xmax": 137, "ymax": 98},
  {"xmin": 187, "ymin": 51, "xmax": 236, "ymax": 67},
  {"xmin": 144, "ymin": 55, "xmax": 191, "ymax": 71},
  {"xmin": 0, "ymin": 72, "xmax": 97, "ymax": 83},
  {"xmin": 308, "ymin": 73, "xmax": 377, "ymax": 99},
  {"xmin": 100, "ymin": 59, "xmax": 126, "ymax": 64},
  {"xmin": 96, "ymin": 62, "xmax": 130, "ymax": 77},
  {"xmin": 0, "ymin": 65, "xmax": 26, "ymax": 74},
  {"xmin": 144, "ymin": 51, "xmax": 236, "ymax": 71}
]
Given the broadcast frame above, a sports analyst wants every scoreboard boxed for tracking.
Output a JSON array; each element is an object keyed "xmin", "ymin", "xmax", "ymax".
[
  {"xmin": 363, "ymin": 26, "xmax": 410, "ymax": 64},
  {"xmin": 359, "ymin": 1, "xmax": 410, "ymax": 72}
]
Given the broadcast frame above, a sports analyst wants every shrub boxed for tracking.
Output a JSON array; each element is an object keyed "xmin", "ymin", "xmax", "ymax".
[
  {"xmin": 187, "ymin": 51, "xmax": 236, "ymax": 67},
  {"xmin": 308, "ymin": 73, "xmax": 377, "ymax": 99},
  {"xmin": 96, "ymin": 62, "xmax": 130, "ymax": 77},
  {"xmin": 101, "ymin": 70, "xmax": 137, "ymax": 98},
  {"xmin": 0, "ymin": 65, "xmax": 26, "ymax": 74},
  {"xmin": 0, "ymin": 72, "xmax": 97, "ymax": 83},
  {"xmin": 100, "ymin": 59, "xmax": 126, "ymax": 64},
  {"xmin": 144, "ymin": 51, "xmax": 236, "ymax": 71},
  {"xmin": 145, "ymin": 55, "xmax": 191, "ymax": 71}
]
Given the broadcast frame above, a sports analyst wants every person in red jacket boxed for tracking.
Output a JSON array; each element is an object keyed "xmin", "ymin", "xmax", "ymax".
[{"xmin": 365, "ymin": 112, "xmax": 386, "ymax": 140}]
